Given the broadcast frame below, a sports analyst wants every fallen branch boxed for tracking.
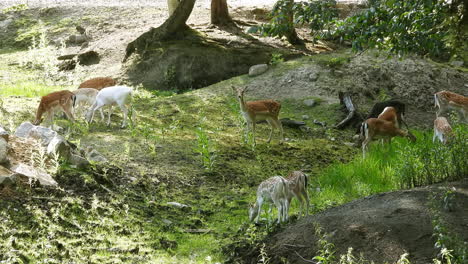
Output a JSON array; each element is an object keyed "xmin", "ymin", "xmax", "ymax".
[{"xmin": 334, "ymin": 92, "xmax": 363, "ymax": 129}]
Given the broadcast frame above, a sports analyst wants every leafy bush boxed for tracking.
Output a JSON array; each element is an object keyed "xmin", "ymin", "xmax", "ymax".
[
  {"xmin": 294, "ymin": 0, "xmax": 338, "ymax": 40},
  {"xmin": 331, "ymin": 0, "xmax": 459, "ymax": 57}
]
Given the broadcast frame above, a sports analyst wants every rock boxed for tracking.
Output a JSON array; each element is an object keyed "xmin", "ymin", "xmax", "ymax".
[
  {"xmin": 69, "ymin": 154, "xmax": 90, "ymax": 169},
  {"xmin": 0, "ymin": 138, "xmax": 8, "ymax": 164},
  {"xmin": 85, "ymin": 147, "xmax": 108, "ymax": 163},
  {"xmin": 0, "ymin": 126, "xmax": 9, "ymax": 141},
  {"xmin": 11, "ymin": 163, "xmax": 57, "ymax": 187},
  {"xmin": 77, "ymin": 50, "xmax": 100, "ymax": 66},
  {"xmin": 167, "ymin": 202, "xmax": 189, "ymax": 208},
  {"xmin": 162, "ymin": 219, "xmax": 173, "ymax": 225},
  {"xmin": 67, "ymin": 34, "xmax": 88, "ymax": 45},
  {"xmin": 47, "ymin": 135, "xmax": 71, "ymax": 158},
  {"xmin": 302, "ymin": 115, "xmax": 310, "ymax": 120},
  {"xmin": 249, "ymin": 64, "xmax": 269, "ymax": 77},
  {"xmin": 303, "ymin": 99, "xmax": 316, "ymax": 107},
  {"xmin": 344, "ymin": 142, "xmax": 355, "ymax": 147},
  {"xmin": 28, "ymin": 126, "xmax": 58, "ymax": 146},
  {"xmin": 0, "ymin": 166, "xmax": 15, "ymax": 187},
  {"xmin": 309, "ymin": 72, "xmax": 319, "ymax": 81},
  {"xmin": 313, "ymin": 119, "xmax": 326, "ymax": 127},
  {"xmin": 450, "ymin": 61, "xmax": 464, "ymax": 67},
  {"xmin": 14, "ymin": 122, "xmax": 35, "ymax": 138}
]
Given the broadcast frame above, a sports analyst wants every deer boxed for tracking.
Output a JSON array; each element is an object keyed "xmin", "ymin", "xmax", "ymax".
[
  {"xmin": 231, "ymin": 86, "xmax": 284, "ymax": 145},
  {"xmin": 433, "ymin": 117, "xmax": 454, "ymax": 144},
  {"xmin": 356, "ymin": 100, "xmax": 408, "ymax": 135},
  {"xmin": 434, "ymin": 90, "xmax": 468, "ymax": 122},
  {"xmin": 33, "ymin": 90, "xmax": 76, "ymax": 126},
  {"xmin": 85, "ymin": 86, "xmax": 133, "ymax": 128},
  {"xmin": 361, "ymin": 108, "xmax": 416, "ymax": 157},
  {"xmin": 249, "ymin": 176, "xmax": 290, "ymax": 224},
  {"xmin": 284, "ymin": 171, "xmax": 309, "ymax": 217},
  {"xmin": 71, "ymin": 88, "xmax": 103, "ymax": 118},
  {"xmin": 78, "ymin": 77, "xmax": 117, "ymax": 90}
]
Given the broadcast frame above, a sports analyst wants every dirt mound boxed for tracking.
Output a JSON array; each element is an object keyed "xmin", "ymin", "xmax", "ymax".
[{"xmin": 255, "ymin": 179, "xmax": 468, "ymax": 264}]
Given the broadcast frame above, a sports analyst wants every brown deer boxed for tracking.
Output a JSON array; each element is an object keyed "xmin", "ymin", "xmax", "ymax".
[
  {"xmin": 434, "ymin": 90, "xmax": 468, "ymax": 122},
  {"xmin": 231, "ymin": 86, "xmax": 283, "ymax": 145},
  {"xmin": 78, "ymin": 77, "xmax": 117, "ymax": 90},
  {"xmin": 284, "ymin": 171, "xmax": 309, "ymax": 217},
  {"xmin": 33, "ymin": 90, "xmax": 76, "ymax": 126},
  {"xmin": 361, "ymin": 108, "xmax": 416, "ymax": 157},
  {"xmin": 433, "ymin": 117, "xmax": 454, "ymax": 144}
]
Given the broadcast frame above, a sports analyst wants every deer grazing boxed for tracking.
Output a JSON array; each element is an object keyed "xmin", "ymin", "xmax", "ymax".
[
  {"xmin": 361, "ymin": 107, "xmax": 416, "ymax": 157},
  {"xmin": 78, "ymin": 77, "xmax": 117, "ymax": 90},
  {"xmin": 356, "ymin": 100, "xmax": 408, "ymax": 135},
  {"xmin": 249, "ymin": 176, "xmax": 290, "ymax": 223},
  {"xmin": 71, "ymin": 88, "xmax": 103, "ymax": 118},
  {"xmin": 85, "ymin": 86, "xmax": 133, "ymax": 128},
  {"xmin": 434, "ymin": 90, "xmax": 468, "ymax": 122},
  {"xmin": 33, "ymin": 90, "xmax": 76, "ymax": 126},
  {"xmin": 433, "ymin": 117, "xmax": 454, "ymax": 144},
  {"xmin": 284, "ymin": 171, "xmax": 309, "ymax": 217},
  {"xmin": 231, "ymin": 86, "xmax": 284, "ymax": 145}
]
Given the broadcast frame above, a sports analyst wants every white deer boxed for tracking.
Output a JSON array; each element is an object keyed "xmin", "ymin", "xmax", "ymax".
[
  {"xmin": 86, "ymin": 86, "xmax": 133, "ymax": 128},
  {"xmin": 72, "ymin": 88, "xmax": 103, "ymax": 118},
  {"xmin": 249, "ymin": 176, "xmax": 290, "ymax": 223},
  {"xmin": 232, "ymin": 86, "xmax": 284, "ymax": 145}
]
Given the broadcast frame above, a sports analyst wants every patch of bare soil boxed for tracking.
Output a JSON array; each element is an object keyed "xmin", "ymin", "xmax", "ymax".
[{"xmin": 253, "ymin": 179, "xmax": 468, "ymax": 264}]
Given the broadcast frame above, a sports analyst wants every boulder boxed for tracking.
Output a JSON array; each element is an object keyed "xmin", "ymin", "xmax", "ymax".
[
  {"xmin": 0, "ymin": 138, "xmax": 7, "ymax": 164},
  {"xmin": 0, "ymin": 166, "xmax": 15, "ymax": 187},
  {"xmin": 303, "ymin": 99, "xmax": 316, "ymax": 107},
  {"xmin": 249, "ymin": 64, "xmax": 269, "ymax": 77},
  {"xmin": 85, "ymin": 147, "xmax": 108, "ymax": 163},
  {"xmin": 69, "ymin": 154, "xmax": 90, "ymax": 169},
  {"xmin": 47, "ymin": 135, "xmax": 71, "ymax": 158},
  {"xmin": 0, "ymin": 126, "xmax": 9, "ymax": 141},
  {"xmin": 11, "ymin": 163, "xmax": 57, "ymax": 187},
  {"xmin": 28, "ymin": 126, "xmax": 58, "ymax": 146},
  {"xmin": 14, "ymin": 122, "xmax": 34, "ymax": 138}
]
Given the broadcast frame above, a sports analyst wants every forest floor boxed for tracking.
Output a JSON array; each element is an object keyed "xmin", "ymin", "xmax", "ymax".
[{"xmin": 1, "ymin": 2, "xmax": 468, "ymax": 264}]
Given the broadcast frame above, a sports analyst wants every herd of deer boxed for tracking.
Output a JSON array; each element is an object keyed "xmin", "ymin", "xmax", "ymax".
[{"xmin": 30, "ymin": 78, "xmax": 466, "ymax": 224}]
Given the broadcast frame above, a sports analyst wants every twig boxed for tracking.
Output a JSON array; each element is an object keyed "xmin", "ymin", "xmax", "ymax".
[
  {"xmin": 294, "ymin": 250, "xmax": 317, "ymax": 264},
  {"xmin": 283, "ymin": 243, "xmax": 307, "ymax": 248}
]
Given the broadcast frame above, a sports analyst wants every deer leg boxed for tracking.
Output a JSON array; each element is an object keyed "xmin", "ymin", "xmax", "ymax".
[
  {"xmin": 362, "ymin": 138, "xmax": 371, "ymax": 158},
  {"xmin": 62, "ymin": 105, "xmax": 75, "ymax": 123},
  {"xmin": 252, "ymin": 121, "xmax": 257, "ymax": 145},
  {"xmin": 266, "ymin": 118, "xmax": 274, "ymax": 143},
  {"xmin": 119, "ymin": 103, "xmax": 129, "ymax": 128}
]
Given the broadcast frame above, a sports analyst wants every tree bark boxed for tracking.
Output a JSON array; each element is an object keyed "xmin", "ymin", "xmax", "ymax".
[
  {"xmin": 284, "ymin": 0, "xmax": 302, "ymax": 45},
  {"xmin": 125, "ymin": 0, "xmax": 196, "ymax": 60},
  {"xmin": 211, "ymin": 0, "xmax": 234, "ymax": 26},
  {"xmin": 335, "ymin": 92, "xmax": 363, "ymax": 129}
]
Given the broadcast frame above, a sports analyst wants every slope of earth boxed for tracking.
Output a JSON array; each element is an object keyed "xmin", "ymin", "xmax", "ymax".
[{"xmin": 260, "ymin": 179, "xmax": 468, "ymax": 264}]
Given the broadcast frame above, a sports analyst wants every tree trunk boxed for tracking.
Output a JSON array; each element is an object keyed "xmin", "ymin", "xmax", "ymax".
[
  {"xmin": 334, "ymin": 92, "xmax": 363, "ymax": 129},
  {"xmin": 211, "ymin": 0, "xmax": 234, "ymax": 26},
  {"xmin": 125, "ymin": 0, "xmax": 196, "ymax": 60},
  {"xmin": 284, "ymin": 0, "xmax": 302, "ymax": 45}
]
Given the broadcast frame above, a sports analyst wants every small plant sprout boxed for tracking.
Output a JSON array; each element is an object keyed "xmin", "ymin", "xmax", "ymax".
[
  {"xmin": 194, "ymin": 126, "xmax": 217, "ymax": 172},
  {"xmin": 270, "ymin": 53, "xmax": 284, "ymax": 66}
]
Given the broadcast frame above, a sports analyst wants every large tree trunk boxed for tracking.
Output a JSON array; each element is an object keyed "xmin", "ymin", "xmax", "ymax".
[
  {"xmin": 284, "ymin": 0, "xmax": 302, "ymax": 45},
  {"xmin": 211, "ymin": 0, "xmax": 233, "ymax": 26},
  {"xmin": 125, "ymin": 0, "xmax": 196, "ymax": 60}
]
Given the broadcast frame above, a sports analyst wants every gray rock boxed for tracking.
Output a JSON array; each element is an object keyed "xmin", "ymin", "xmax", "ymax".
[
  {"xmin": 29, "ymin": 126, "xmax": 58, "ymax": 146},
  {"xmin": 11, "ymin": 163, "xmax": 57, "ymax": 187},
  {"xmin": 302, "ymin": 115, "xmax": 310, "ymax": 120},
  {"xmin": 309, "ymin": 72, "xmax": 319, "ymax": 81},
  {"xmin": 0, "ymin": 166, "xmax": 15, "ymax": 187},
  {"xmin": 0, "ymin": 138, "xmax": 7, "ymax": 164},
  {"xmin": 303, "ymin": 99, "xmax": 316, "ymax": 107},
  {"xmin": 249, "ymin": 64, "xmax": 268, "ymax": 77},
  {"xmin": 0, "ymin": 126, "xmax": 9, "ymax": 141},
  {"xmin": 344, "ymin": 142, "xmax": 355, "ymax": 147},
  {"xmin": 167, "ymin": 202, "xmax": 189, "ymax": 208},
  {"xmin": 85, "ymin": 147, "xmax": 108, "ymax": 164},
  {"xmin": 15, "ymin": 122, "xmax": 35, "ymax": 138},
  {"xmin": 450, "ymin": 60, "xmax": 464, "ymax": 67},
  {"xmin": 162, "ymin": 219, "xmax": 173, "ymax": 225},
  {"xmin": 47, "ymin": 135, "xmax": 70, "ymax": 158},
  {"xmin": 69, "ymin": 154, "xmax": 90, "ymax": 169}
]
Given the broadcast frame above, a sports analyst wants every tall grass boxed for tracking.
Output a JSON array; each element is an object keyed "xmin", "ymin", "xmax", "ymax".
[
  {"xmin": 0, "ymin": 81, "xmax": 64, "ymax": 97},
  {"xmin": 313, "ymin": 126, "xmax": 468, "ymax": 210}
]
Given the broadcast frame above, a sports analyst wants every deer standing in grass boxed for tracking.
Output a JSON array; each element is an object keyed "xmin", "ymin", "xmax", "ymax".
[
  {"xmin": 71, "ymin": 88, "xmax": 103, "ymax": 118},
  {"xmin": 361, "ymin": 107, "xmax": 416, "ymax": 157},
  {"xmin": 433, "ymin": 117, "xmax": 454, "ymax": 144},
  {"xmin": 434, "ymin": 90, "xmax": 468, "ymax": 123},
  {"xmin": 33, "ymin": 90, "xmax": 76, "ymax": 126},
  {"xmin": 285, "ymin": 171, "xmax": 309, "ymax": 217},
  {"xmin": 249, "ymin": 176, "xmax": 290, "ymax": 223},
  {"xmin": 78, "ymin": 77, "xmax": 117, "ymax": 90},
  {"xmin": 231, "ymin": 86, "xmax": 283, "ymax": 145}
]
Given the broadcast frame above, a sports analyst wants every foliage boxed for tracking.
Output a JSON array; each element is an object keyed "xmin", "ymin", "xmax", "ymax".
[
  {"xmin": 248, "ymin": 0, "xmax": 295, "ymax": 40},
  {"xmin": 331, "ymin": 0, "xmax": 459, "ymax": 58},
  {"xmin": 294, "ymin": 0, "xmax": 338, "ymax": 40},
  {"xmin": 194, "ymin": 123, "xmax": 217, "ymax": 172},
  {"xmin": 2, "ymin": 3, "xmax": 28, "ymax": 13},
  {"xmin": 270, "ymin": 53, "xmax": 284, "ymax": 66}
]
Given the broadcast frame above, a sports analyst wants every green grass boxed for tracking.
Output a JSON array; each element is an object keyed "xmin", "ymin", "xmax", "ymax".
[{"xmin": 0, "ymin": 81, "xmax": 65, "ymax": 97}]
